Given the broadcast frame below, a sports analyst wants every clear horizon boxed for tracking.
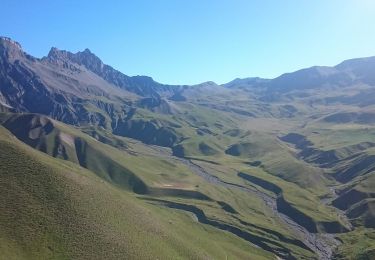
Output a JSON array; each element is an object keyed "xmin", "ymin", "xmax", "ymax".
[{"xmin": 1, "ymin": 0, "xmax": 375, "ymax": 85}]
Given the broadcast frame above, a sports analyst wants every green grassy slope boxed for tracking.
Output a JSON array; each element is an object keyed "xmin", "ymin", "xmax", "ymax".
[
  {"xmin": 2, "ymin": 107, "xmax": 374, "ymax": 259},
  {"xmin": 0, "ymin": 113, "xmax": 324, "ymax": 259},
  {"xmin": 0, "ymin": 125, "xmax": 273, "ymax": 260}
]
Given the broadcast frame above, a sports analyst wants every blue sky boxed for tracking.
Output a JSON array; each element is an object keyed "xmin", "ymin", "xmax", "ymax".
[{"xmin": 1, "ymin": 0, "xmax": 375, "ymax": 85}]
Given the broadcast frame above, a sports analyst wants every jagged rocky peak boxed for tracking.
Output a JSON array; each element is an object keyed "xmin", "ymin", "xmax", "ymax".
[
  {"xmin": 47, "ymin": 47, "xmax": 71, "ymax": 61},
  {"xmin": 75, "ymin": 48, "xmax": 104, "ymax": 73},
  {"xmin": 0, "ymin": 36, "xmax": 24, "ymax": 61},
  {"xmin": 45, "ymin": 47, "xmax": 81, "ymax": 72},
  {"xmin": 46, "ymin": 46, "xmax": 104, "ymax": 73},
  {"xmin": 0, "ymin": 36, "xmax": 168, "ymax": 97},
  {"xmin": 0, "ymin": 37, "xmax": 22, "ymax": 49}
]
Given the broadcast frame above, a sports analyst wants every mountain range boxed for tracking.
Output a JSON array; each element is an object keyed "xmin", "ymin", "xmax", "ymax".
[{"xmin": 0, "ymin": 36, "xmax": 374, "ymax": 260}]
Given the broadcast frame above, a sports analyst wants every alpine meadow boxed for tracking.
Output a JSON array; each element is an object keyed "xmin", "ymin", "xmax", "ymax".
[{"xmin": 0, "ymin": 1, "xmax": 375, "ymax": 260}]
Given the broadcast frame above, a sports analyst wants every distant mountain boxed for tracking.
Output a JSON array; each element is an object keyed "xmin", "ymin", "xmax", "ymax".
[
  {"xmin": 0, "ymin": 37, "xmax": 127, "ymax": 124},
  {"xmin": 0, "ymin": 36, "xmax": 183, "ymax": 130},
  {"xmin": 2, "ymin": 34, "xmax": 375, "ymax": 143},
  {"xmin": 45, "ymin": 46, "xmax": 178, "ymax": 97},
  {"xmin": 224, "ymin": 56, "xmax": 375, "ymax": 93},
  {"xmin": 224, "ymin": 77, "xmax": 270, "ymax": 89},
  {"xmin": 335, "ymin": 56, "xmax": 375, "ymax": 85},
  {"xmin": 266, "ymin": 66, "xmax": 352, "ymax": 92}
]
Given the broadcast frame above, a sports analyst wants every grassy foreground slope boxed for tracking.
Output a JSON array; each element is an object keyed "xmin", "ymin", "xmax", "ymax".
[
  {"xmin": 0, "ymin": 126, "xmax": 273, "ymax": 260},
  {"xmin": 0, "ymin": 112, "xmax": 351, "ymax": 259}
]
